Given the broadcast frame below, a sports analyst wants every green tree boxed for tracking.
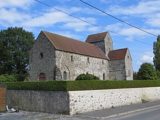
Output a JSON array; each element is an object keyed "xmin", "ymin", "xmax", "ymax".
[
  {"xmin": 133, "ymin": 72, "xmax": 138, "ymax": 80},
  {"xmin": 153, "ymin": 35, "xmax": 160, "ymax": 71},
  {"xmin": 137, "ymin": 63, "xmax": 157, "ymax": 80},
  {"xmin": 0, "ymin": 27, "xmax": 34, "ymax": 81},
  {"xmin": 156, "ymin": 70, "xmax": 160, "ymax": 80}
]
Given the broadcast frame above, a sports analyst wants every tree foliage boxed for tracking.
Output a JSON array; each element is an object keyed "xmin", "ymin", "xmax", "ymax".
[
  {"xmin": 75, "ymin": 73, "xmax": 100, "ymax": 80},
  {"xmin": 0, "ymin": 74, "xmax": 17, "ymax": 82},
  {"xmin": 153, "ymin": 35, "xmax": 160, "ymax": 71},
  {"xmin": 0, "ymin": 27, "xmax": 34, "ymax": 81},
  {"xmin": 156, "ymin": 70, "xmax": 160, "ymax": 80},
  {"xmin": 133, "ymin": 72, "xmax": 138, "ymax": 80},
  {"xmin": 137, "ymin": 63, "xmax": 157, "ymax": 80}
]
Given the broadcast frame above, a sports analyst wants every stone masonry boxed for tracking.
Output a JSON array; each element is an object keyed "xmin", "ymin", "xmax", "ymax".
[{"xmin": 29, "ymin": 31, "xmax": 133, "ymax": 80}]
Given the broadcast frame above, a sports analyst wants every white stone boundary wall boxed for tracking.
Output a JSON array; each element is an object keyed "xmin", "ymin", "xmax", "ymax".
[
  {"xmin": 69, "ymin": 87, "xmax": 160, "ymax": 115},
  {"xmin": 7, "ymin": 87, "xmax": 160, "ymax": 115}
]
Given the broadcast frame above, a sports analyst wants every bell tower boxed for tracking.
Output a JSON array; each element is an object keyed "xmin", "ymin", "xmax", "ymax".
[{"xmin": 86, "ymin": 32, "xmax": 113, "ymax": 57}]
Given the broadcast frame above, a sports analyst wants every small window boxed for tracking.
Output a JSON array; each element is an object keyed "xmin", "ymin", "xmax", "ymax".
[
  {"xmin": 103, "ymin": 73, "xmax": 105, "ymax": 80},
  {"xmin": 71, "ymin": 55, "xmax": 73, "ymax": 62},
  {"xmin": 39, "ymin": 73, "xmax": 46, "ymax": 80},
  {"xmin": 102, "ymin": 60, "xmax": 104, "ymax": 64},
  {"xmin": 87, "ymin": 57, "xmax": 90, "ymax": 63},
  {"xmin": 40, "ymin": 52, "xmax": 43, "ymax": 59},
  {"xmin": 63, "ymin": 71, "xmax": 67, "ymax": 80}
]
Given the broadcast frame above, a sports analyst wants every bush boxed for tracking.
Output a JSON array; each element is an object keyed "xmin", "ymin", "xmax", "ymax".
[
  {"xmin": 5, "ymin": 80, "xmax": 160, "ymax": 91},
  {"xmin": 137, "ymin": 63, "xmax": 157, "ymax": 80},
  {"xmin": 156, "ymin": 70, "xmax": 160, "ymax": 80},
  {"xmin": 75, "ymin": 73, "xmax": 99, "ymax": 80},
  {"xmin": 0, "ymin": 74, "xmax": 17, "ymax": 82},
  {"xmin": 6, "ymin": 81, "xmax": 67, "ymax": 91}
]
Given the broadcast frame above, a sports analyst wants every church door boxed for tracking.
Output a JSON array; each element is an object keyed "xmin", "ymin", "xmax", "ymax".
[{"xmin": 39, "ymin": 73, "xmax": 46, "ymax": 81}]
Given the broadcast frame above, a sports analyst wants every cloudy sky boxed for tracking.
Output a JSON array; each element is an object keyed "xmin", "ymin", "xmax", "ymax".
[{"xmin": 0, "ymin": 0, "xmax": 160, "ymax": 71}]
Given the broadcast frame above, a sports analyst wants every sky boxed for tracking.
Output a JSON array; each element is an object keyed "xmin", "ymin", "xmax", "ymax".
[{"xmin": 0, "ymin": 0, "xmax": 160, "ymax": 71}]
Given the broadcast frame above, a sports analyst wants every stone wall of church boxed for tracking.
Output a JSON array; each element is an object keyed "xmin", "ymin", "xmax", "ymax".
[
  {"xmin": 55, "ymin": 50, "xmax": 109, "ymax": 80},
  {"xmin": 109, "ymin": 60, "xmax": 126, "ymax": 80},
  {"xmin": 125, "ymin": 51, "xmax": 133, "ymax": 80},
  {"xmin": 29, "ymin": 33, "xmax": 56, "ymax": 80}
]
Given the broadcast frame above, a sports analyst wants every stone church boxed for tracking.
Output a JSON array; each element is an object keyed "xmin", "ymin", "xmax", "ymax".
[{"xmin": 29, "ymin": 31, "xmax": 133, "ymax": 81}]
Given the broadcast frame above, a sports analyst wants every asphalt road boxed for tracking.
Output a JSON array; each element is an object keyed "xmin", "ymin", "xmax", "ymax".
[
  {"xmin": 1, "ymin": 101, "xmax": 160, "ymax": 120},
  {"xmin": 106, "ymin": 105, "xmax": 160, "ymax": 120}
]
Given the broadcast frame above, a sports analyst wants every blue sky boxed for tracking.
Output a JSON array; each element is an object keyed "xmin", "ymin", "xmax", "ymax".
[{"xmin": 0, "ymin": 0, "xmax": 160, "ymax": 71}]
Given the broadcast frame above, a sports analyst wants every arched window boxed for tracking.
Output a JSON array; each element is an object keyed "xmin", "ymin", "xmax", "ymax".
[
  {"xmin": 71, "ymin": 55, "xmax": 73, "ymax": 62},
  {"xmin": 103, "ymin": 73, "xmax": 105, "ymax": 80},
  {"xmin": 63, "ymin": 71, "xmax": 67, "ymax": 80},
  {"xmin": 40, "ymin": 52, "xmax": 43, "ymax": 59},
  {"xmin": 87, "ymin": 57, "xmax": 90, "ymax": 63},
  {"xmin": 102, "ymin": 60, "xmax": 104, "ymax": 64},
  {"xmin": 39, "ymin": 73, "xmax": 46, "ymax": 80}
]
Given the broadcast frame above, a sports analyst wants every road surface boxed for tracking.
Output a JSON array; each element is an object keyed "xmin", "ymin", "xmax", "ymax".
[
  {"xmin": 0, "ymin": 101, "xmax": 160, "ymax": 120},
  {"xmin": 106, "ymin": 104, "xmax": 160, "ymax": 120}
]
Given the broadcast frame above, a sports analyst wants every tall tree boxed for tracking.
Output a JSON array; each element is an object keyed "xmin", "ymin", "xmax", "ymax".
[
  {"xmin": 153, "ymin": 35, "xmax": 160, "ymax": 71},
  {"xmin": 0, "ymin": 27, "xmax": 34, "ymax": 81},
  {"xmin": 137, "ymin": 63, "xmax": 157, "ymax": 80}
]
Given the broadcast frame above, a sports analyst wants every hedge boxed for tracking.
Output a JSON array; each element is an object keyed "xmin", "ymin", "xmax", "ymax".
[
  {"xmin": 3, "ymin": 80, "xmax": 160, "ymax": 91},
  {"xmin": 76, "ymin": 73, "xmax": 99, "ymax": 80}
]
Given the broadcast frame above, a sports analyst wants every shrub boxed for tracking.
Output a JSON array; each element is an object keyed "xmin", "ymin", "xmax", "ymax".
[
  {"xmin": 75, "ymin": 73, "xmax": 99, "ymax": 80},
  {"xmin": 137, "ymin": 63, "xmax": 157, "ymax": 80},
  {"xmin": 0, "ymin": 74, "xmax": 17, "ymax": 82}
]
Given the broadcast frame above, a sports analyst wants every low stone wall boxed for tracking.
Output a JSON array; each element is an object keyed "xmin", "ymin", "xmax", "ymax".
[
  {"xmin": 7, "ymin": 90, "xmax": 69, "ymax": 114},
  {"xmin": 0, "ymin": 84, "xmax": 6, "ymax": 112},
  {"xmin": 7, "ymin": 87, "xmax": 160, "ymax": 115},
  {"xmin": 69, "ymin": 87, "xmax": 160, "ymax": 115}
]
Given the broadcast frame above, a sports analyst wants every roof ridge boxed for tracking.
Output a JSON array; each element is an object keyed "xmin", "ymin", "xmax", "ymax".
[
  {"xmin": 42, "ymin": 31, "xmax": 100, "ymax": 47},
  {"xmin": 41, "ymin": 31, "xmax": 108, "ymax": 60},
  {"xmin": 87, "ymin": 31, "xmax": 108, "ymax": 36},
  {"xmin": 108, "ymin": 48, "xmax": 128, "ymax": 60},
  {"xmin": 86, "ymin": 31, "xmax": 108, "ymax": 43},
  {"xmin": 110, "ymin": 48, "xmax": 128, "ymax": 52}
]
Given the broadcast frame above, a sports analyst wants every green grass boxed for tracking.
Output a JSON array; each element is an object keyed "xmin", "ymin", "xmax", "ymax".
[{"xmin": 3, "ymin": 80, "xmax": 160, "ymax": 91}]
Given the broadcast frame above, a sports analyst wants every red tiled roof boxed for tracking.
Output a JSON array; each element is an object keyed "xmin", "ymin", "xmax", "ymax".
[
  {"xmin": 108, "ymin": 48, "xmax": 128, "ymax": 60},
  {"xmin": 86, "ymin": 32, "xmax": 108, "ymax": 43},
  {"xmin": 42, "ymin": 31, "xmax": 108, "ymax": 60}
]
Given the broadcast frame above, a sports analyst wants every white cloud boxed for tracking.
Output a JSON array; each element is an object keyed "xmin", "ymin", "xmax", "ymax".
[
  {"xmin": 0, "ymin": 8, "xmax": 30, "ymax": 25},
  {"xmin": 140, "ymin": 52, "xmax": 153, "ymax": 64},
  {"xmin": 105, "ymin": 23, "xmax": 148, "ymax": 40},
  {"xmin": 0, "ymin": 3, "xmax": 98, "ymax": 32},
  {"xmin": 0, "ymin": 0, "xmax": 33, "ymax": 8},
  {"xmin": 104, "ymin": 23, "xmax": 160, "ymax": 41},
  {"xmin": 109, "ymin": 0, "xmax": 160, "ymax": 15},
  {"xmin": 23, "ymin": 9, "xmax": 70, "ymax": 27},
  {"xmin": 108, "ymin": 0, "xmax": 160, "ymax": 28},
  {"xmin": 146, "ymin": 13, "xmax": 160, "ymax": 27},
  {"xmin": 54, "ymin": 31, "xmax": 81, "ymax": 40}
]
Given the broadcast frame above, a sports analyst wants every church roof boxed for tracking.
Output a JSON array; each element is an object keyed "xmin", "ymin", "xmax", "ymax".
[
  {"xmin": 86, "ymin": 32, "xmax": 108, "ymax": 43},
  {"xmin": 108, "ymin": 48, "xmax": 128, "ymax": 60},
  {"xmin": 42, "ymin": 31, "xmax": 108, "ymax": 60}
]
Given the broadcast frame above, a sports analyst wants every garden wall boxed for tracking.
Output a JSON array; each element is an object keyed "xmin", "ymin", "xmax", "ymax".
[
  {"xmin": 0, "ymin": 84, "xmax": 6, "ymax": 112},
  {"xmin": 7, "ymin": 87, "xmax": 160, "ymax": 115},
  {"xmin": 7, "ymin": 90, "xmax": 69, "ymax": 114},
  {"xmin": 69, "ymin": 87, "xmax": 160, "ymax": 114}
]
